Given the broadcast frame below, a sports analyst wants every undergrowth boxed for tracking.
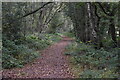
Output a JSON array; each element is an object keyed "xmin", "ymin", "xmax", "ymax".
[
  {"xmin": 65, "ymin": 41, "xmax": 119, "ymax": 78},
  {"xmin": 2, "ymin": 33, "xmax": 62, "ymax": 69},
  {"xmin": 62, "ymin": 32, "xmax": 75, "ymax": 38}
]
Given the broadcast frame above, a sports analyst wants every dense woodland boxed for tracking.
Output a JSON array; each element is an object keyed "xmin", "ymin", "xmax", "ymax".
[{"xmin": 2, "ymin": 2, "xmax": 120, "ymax": 78}]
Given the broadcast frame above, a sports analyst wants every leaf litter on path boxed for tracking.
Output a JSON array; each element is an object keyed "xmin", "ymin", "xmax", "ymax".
[{"xmin": 2, "ymin": 37, "xmax": 75, "ymax": 78}]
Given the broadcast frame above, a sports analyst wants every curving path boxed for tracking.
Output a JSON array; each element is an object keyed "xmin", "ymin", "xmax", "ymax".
[{"xmin": 2, "ymin": 37, "xmax": 75, "ymax": 78}]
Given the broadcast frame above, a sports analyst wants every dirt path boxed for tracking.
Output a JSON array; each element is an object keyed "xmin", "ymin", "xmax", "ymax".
[{"xmin": 2, "ymin": 37, "xmax": 75, "ymax": 78}]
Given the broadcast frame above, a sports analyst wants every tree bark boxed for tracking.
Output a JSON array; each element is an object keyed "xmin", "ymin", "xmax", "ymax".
[
  {"xmin": 109, "ymin": 18, "xmax": 117, "ymax": 43},
  {"xmin": 87, "ymin": 3, "xmax": 97, "ymax": 43}
]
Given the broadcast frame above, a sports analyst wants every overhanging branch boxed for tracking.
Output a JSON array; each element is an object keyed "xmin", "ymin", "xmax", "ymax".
[
  {"xmin": 7, "ymin": 2, "xmax": 54, "ymax": 25},
  {"xmin": 20, "ymin": 2, "xmax": 53, "ymax": 19},
  {"xmin": 96, "ymin": 2, "xmax": 113, "ymax": 16}
]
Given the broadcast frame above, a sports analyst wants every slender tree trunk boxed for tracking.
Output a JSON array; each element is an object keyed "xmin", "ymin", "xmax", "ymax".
[
  {"xmin": 119, "ymin": 29, "xmax": 120, "ymax": 37},
  {"xmin": 85, "ymin": 3, "xmax": 90, "ymax": 42},
  {"xmin": 109, "ymin": 18, "xmax": 117, "ymax": 43},
  {"xmin": 38, "ymin": 2, "xmax": 44, "ymax": 34},
  {"xmin": 94, "ymin": 4, "xmax": 103, "ymax": 48}
]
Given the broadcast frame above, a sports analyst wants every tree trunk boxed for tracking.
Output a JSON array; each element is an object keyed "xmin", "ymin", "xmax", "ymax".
[
  {"xmin": 94, "ymin": 4, "xmax": 103, "ymax": 48},
  {"xmin": 119, "ymin": 29, "xmax": 120, "ymax": 37},
  {"xmin": 109, "ymin": 18, "xmax": 117, "ymax": 43},
  {"xmin": 87, "ymin": 3, "xmax": 97, "ymax": 43}
]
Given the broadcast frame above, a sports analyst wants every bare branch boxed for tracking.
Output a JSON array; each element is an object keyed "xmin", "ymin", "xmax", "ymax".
[
  {"xmin": 44, "ymin": 3, "xmax": 55, "ymax": 24},
  {"xmin": 45, "ymin": 3, "xmax": 63, "ymax": 25}
]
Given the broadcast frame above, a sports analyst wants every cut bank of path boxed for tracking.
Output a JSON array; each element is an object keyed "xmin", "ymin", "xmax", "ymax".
[{"xmin": 2, "ymin": 37, "xmax": 75, "ymax": 78}]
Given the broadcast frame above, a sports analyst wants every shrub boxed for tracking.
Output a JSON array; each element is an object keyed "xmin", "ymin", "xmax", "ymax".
[
  {"xmin": 44, "ymin": 33, "xmax": 62, "ymax": 43},
  {"xmin": 2, "ymin": 53, "xmax": 20, "ymax": 68},
  {"xmin": 62, "ymin": 32, "xmax": 75, "ymax": 38},
  {"xmin": 2, "ymin": 34, "xmax": 62, "ymax": 69},
  {"xmin": 65, "ymin": 41, "xmax": 119, "ymax": 78},
  {"xmin": 102, "ymin": 37, "xmax": 116, "ymax": 49},
  {"xmin": 2, "ymin": 39, "xmax": 39, "ymax": 69},
  {"xmin": 25, "ymin": 35, "xmax": 51, "ymax": 50}
]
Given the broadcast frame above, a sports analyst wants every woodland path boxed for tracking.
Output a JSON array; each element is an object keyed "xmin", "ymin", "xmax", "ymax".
[{"xmin": 2, "ymin": 36, "xmax": 75, "ymax": 78}]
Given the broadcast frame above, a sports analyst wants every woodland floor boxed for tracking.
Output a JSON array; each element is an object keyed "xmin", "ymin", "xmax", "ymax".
[{"xmin": 2, "ymin": 37, "xmax": 75, "ymax": 78}]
